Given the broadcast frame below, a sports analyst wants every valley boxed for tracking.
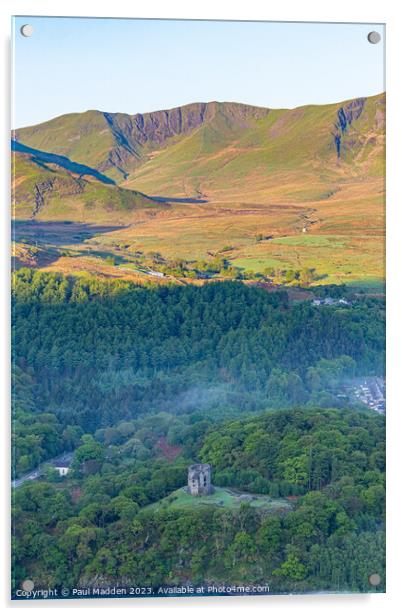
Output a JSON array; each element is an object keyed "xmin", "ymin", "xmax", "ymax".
[{"xmin": 12, "ymin": 94, "xmax": 385, "ymax": 289}]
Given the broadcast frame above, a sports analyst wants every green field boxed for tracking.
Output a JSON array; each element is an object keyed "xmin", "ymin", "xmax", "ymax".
[
  {"xmin": 231, "ymin": 233, "xmax": 384, "ymax": 285},
  {"xmin": 269, "ymin": 235, "xmax": 347, "ymax": 248},
  {"xmin": 147, "ymin": 486, "xmax": 294, "ymax": 513}
]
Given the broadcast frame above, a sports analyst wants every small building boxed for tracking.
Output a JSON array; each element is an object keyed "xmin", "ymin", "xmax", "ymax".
[
  {"xmin": 52, "ymin": 453, "xmax": 73, "ymax": 477},
  {"xmin": 311, "ymin": 297, "xmax": 351, "ymax": 307},
  {"xmin": 188, "ymin": 463, "xmax": 213, "ymax": 496},
  {"xmin": 147, "ymin": 269, "xmax": 165, "ymax": 278},
  {"xmin": 54, "ymin": 466, "xmax": 69, "ymax": 477}
]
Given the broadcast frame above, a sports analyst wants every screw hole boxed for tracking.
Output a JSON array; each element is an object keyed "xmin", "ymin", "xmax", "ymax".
[
  {"xmin": 367, "ymin": 31, "xmax": 381, "ymax": 44},
  {"xmin": 20, "ymin": 24, "xmax": 34, "ymax": 38}
]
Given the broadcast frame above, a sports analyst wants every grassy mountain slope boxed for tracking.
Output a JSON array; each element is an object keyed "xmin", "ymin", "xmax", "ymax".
[
  {"xmin": 12, "ymin": 145, "xmax": 169, "ymax": 281},
  {"xmin": 15, "ymin": 95, "xmax": 384, "ymax": 198},
  {"xmin": 12, "ymin": 148, "xmax": 160, "ymax": 222},
  {"xmin": 14, "ymin": 111, "xmax": 119, "ymax": 177},
  {"xmin": 12, "ymin": 140, "xmax": 116, "ymax": 184},
  {"xmin": 12, "ymin": 94, "xmax": 385, "ymax": 286},
  {"xmin": 123, "ymin": 94, "xmax": 384, "ymax": 201},
  {"xmin": 15, "ymin": 102, "xmax": 270, "ymax": 183}
]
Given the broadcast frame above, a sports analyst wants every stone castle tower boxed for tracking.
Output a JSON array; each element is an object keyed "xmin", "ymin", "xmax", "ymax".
[{"xmin": 188, "ymin": 463, "xmax": 212, "ymax": 496}]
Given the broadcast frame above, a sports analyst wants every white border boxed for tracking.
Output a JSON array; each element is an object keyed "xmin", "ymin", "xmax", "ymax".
[{"xmin": 1, "ymin": 1, "xmax": 401, "ymax": 614}]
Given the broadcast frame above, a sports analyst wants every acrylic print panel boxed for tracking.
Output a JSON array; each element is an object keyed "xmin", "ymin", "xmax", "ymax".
[{"xmin": 11, "ymin": 16, "xmax": 385, "ymax": 600}]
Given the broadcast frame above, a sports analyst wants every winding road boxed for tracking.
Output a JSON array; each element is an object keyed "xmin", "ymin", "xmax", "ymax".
[{"xmin": 11, "ymin": 452, "xmax": 73, "ymax": 489}]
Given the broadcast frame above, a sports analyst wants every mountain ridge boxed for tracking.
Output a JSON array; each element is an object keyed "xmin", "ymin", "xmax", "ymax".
[
  {"xmin": 14, "ymin": 101, "xmax": 271, "ymax": 182},
  {"xmin": 14, "ymin": 94, "xmax": 385, "ymax": 192},
  {"xmin": 11, "ymin": 93, "xmax": 385, "ymax": 286},
  {"xmin": 14, "ymin": 92, "xmax": 385, "ymax": 132}
]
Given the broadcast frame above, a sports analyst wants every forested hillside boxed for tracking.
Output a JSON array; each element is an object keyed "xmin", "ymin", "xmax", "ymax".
[
  {"xmin": 12, "ymin": 270, "xmax": 384, "ymax": 477},
  {"xmin": 12, "ymin": 407, "xmax": 385, "ymax": 594}
]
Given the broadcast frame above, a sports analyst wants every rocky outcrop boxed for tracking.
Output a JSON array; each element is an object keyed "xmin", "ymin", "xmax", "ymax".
[
  {"xmin": 98, "ymin": 102, "xmax": 270, "ymax": 177},
  {"xmin": 32, "ymin": 180, "xmax": 55, "ymax": 218},
  {"xmin": 28, "ymin": 175, "xmax": 85, "ymax": 218},
  {"xmin": 104, "ymin": 101, "xmax": 269, "ymax": 150},
  {"xmin": 333, "ymin": 98, "xmax": 366, "ymax": 158}
]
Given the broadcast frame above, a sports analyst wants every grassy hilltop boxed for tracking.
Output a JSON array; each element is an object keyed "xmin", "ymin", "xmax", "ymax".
[
  {"xmin": 12, "ymin": 94, "xmax": 385, "ymax": 287},
  {"xmin": 147, "ymin": 485, "xmax": 293, "ymax": 513}
]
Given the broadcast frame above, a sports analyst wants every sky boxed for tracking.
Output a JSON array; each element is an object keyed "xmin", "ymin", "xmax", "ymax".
[{"xmin": 12, "ymin": 17, "xmax": 385, "ymax": 128}]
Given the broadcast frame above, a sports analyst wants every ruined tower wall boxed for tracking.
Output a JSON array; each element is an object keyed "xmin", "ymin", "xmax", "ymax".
[{"xmin": 187, "ymin": 463, "xmax": 212, "ymax": 496}]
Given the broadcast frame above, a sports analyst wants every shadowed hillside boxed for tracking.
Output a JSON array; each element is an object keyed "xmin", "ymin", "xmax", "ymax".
[
  {"xmin": 12, "ymin": 148, "xmax": 162, "ymax": 222},
  {"xmin": 12, "ymin": 140, "xmax": 116, "ymax": 184}
]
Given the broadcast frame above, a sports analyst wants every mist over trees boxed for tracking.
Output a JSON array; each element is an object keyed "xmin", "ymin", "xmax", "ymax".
[
  {"xmin": 11, "ymin": 270, "xmax": 385, "ymax": 595},
  {"xmin": 12, "ymin": 269, "xmax": 384, "ymax": 476}
]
